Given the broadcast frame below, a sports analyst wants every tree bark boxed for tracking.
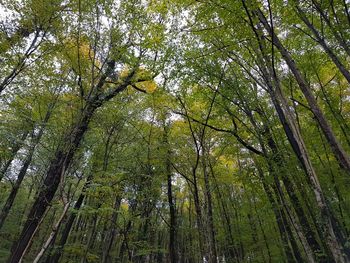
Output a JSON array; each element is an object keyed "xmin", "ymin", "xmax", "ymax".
[
  {"xmin": 46, "ymin": 173, "xmax": 92, "ymax": 263},
  {"xmin": 202, "ymin": 155, "xmax": 218, "ymax": 263},
  {"xmin": 0, "ymin": 130, "xmax": 29, "ymax": 182},
  {"xmin": 163, "ymin": 124, "xmax": 178, "ymax": 263},
  {"xmin": 101, "ymin": 196, "xmax": 121, "ymax": 263},
  {"xmin": 0, "ymin": 105, "xmax": 53, "ymax": 230},
  {"xmin": 257, "ymin": 8, "xmax": 350, "ymax": 175},
  {"xmin": 294, "ymin": 3, "xmax": 350, "ymax": 84},
  {"xmin": 7, "ymin": 60, "xmax": 134, "ymax": 263},
  {"xmin": 32, "ymin": 201, "xmax": 70, "ymax": 263},
  {"xmin": 241, "ymin": 6, "xmax": 349, "ymax": 260},
  {"xmin": 81, "ymin": 213, "xmax": 99, "ymax": 263},
  {"xmin": 7, "ymin": 104, "xmax": 95, "ymax": 263},
  {"xmin": 310, "ymin": 0, "xmax": 350, "ymax": 58}
]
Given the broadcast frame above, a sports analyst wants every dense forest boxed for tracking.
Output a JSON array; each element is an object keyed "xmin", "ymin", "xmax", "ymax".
[{"xmin": 0, "ymin": 0, "xmax": 350, "ymax": 262}]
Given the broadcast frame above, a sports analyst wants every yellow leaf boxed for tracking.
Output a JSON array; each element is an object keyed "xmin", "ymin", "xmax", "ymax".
[
  {"xmin": 120, "ymin": 66, "xmax": 131, "ymax": 79},
  {"xmin": 120, "ymin": 202, "xmax": 129, "ymax": 211},
  {"xmin": 134, "ymin": 80, "xmax": 157, "ymax": 93}
]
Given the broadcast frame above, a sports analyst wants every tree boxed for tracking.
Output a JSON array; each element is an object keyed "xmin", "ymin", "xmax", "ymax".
[{"xmin": 1, "ymin": 0, "xmax": 350, "ymax": 262}]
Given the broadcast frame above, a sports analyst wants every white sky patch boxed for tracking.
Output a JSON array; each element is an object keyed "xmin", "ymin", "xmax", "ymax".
[{"xmin": 0, "ymin": 5, "xmax": 13, "ymax": 19}]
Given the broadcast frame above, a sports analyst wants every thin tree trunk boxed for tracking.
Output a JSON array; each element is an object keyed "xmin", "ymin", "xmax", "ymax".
[
  {"xmin": 251, "ymin": 192, "xmax": 272, "ymax": 263},
  {"xmin": 192, "ymin": 173, "xmax": 207, "ymax": 262},
  {"xmin": 163, "ymin": 124, "xmax": 178, "ymax": 263},
  {"xmin": 257, "ymin": 8, "xmax": 350, "ymax": 176},
  {"xmin": 118, "ymin": 220, "xmax": 133, "ymax": 262},
  {"xmin": 242, "ymin": 6, "xmax": 348, "ymax": 260},
  {"xmin": 294, "ymin": 4, "xmax": 350, "ymax": 84},
  {"xmin": 0, "ymin": 148, "xmax": 34, "ymax": 230},
  {"xmin": 101, "ymin": 196, "xmax": 121, "ymax": 263},
  {"xmin": 46, "ymin": 173, "xmax": 92, "ymax": 263},
  {"xmin": 81, "ymin": 214, "xmax": 99, "ymax": 263},
  {"xmin": 0, "ymin": 105, "xmax": 53, "ymax": 230},
  {"xmin": 7, "ymin": 61, "xmax": 134, "ymax": 263},
  {"xmin": 310, "ymin": 0, "xmax": 350, "ymax": 58},
  {"xmin": 273, "ymin": 173, "xmax": 316, "ymax": 263},
  {"xmin": 32, "ymin": 201, "xmax": 70, "ymax": 263},
  {"xmin": 202, "ymin": 155, "xmax": 218, "ymax": 263},
  {"xmin": 246, "ymin": 189, "xmax": 268, "ymax": 263},
  {"xmin": 262, "ymin": 122, "xmax": 326, "ymax": 262},
  {"xmin": 7, "ymin": 102, "xmax": 96, "ymax": 263},
  {"xmin": 0, "ymin": 130, "xmax": 29, "ymax": 182},
  {"xmin": 254, "ymin": 162, "xmax": 297, "ymax": 263},
  {"xmin": 211, "ymin": 168, "xmax": 242, "ymax": 262}
]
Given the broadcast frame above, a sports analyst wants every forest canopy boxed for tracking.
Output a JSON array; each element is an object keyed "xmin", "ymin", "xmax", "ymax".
[{"xmin": 0, "ymin": 0, "xmax": 350, "ymax": 262}]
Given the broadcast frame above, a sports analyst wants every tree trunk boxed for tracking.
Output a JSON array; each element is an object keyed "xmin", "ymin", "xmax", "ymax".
[
  {"xmin": 0, "ymin": 148, "xmax": 34, "ymax": 230},
  {"xmin": 101, "ymin": 196, "xmax": 121, "ymax": 263},
  {"xmin": 202, "ymin": 156, "xmax": 218, "ymax": 263},
  {"xmin": 269, "ymin": 76, "xmax": 347, "ymax": 263},
  {"xmin": 163, "ymin": 123, "xmax": 178, "ymax": 263},
  {"xmin": 261, "ymin": 122, "xmax": 327, "ymax": 262},
  {"xmin": 7, "ymin": 60, "xmax": 134, "ymax": 262},
  {"xmin": 32, "ymin": 201, "xmax": 70, "ymax": 263},
  {"xmin": 81, "ymin": 213, "xmax": 99, "ymax": 263},
  {"xmin": 7, "ymin": 102, "xmax": 98, "ymax": 263},
  {"xmin": 0, "ymin": 105, "xmax": 53, "ymax": 230},
  {"xmin": 211, "ymin": 170, "xmax": 242, "ymax": 262},
  {"xmin": 0, "ymin": 130, "xmax": 29, "ymax": 182},
  {"xmin": 46, "ymin": 173, "xmax": 92, "ymax": 263},
  {"xmin": 192, "ymin": 174, "xmax": 207, "ymax": 262},
  {"xmin": 242, "ymin": 8, "xmax": 349, "ymax": 259},
  {"xmin": 254, "ymin": 162, "xmax": 299, "ymax": 263},
  {"xmin": 310, "ymin": 0, "xmax": 350, "ymax": 58},
  {"xmin": 257, "ymin": 8, "xmax": 350, "ymax": 176},
  {"xmin": 251, "ymin": 192, "xmax": 272, "ymax": 263}
]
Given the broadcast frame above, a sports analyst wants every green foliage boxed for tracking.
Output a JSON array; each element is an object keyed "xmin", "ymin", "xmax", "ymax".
[{"xmin": 0, "ymin": 0, "xmax": 350, "ymax": 262}]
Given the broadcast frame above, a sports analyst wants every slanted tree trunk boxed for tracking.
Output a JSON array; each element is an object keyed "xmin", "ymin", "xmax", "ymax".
[
  {"xmin": 101, "ymin": 196, "xmax": 121, "ymax": 263},
  {"xmin": 7, "ymin": 104, "xmax": 94, "ymax": 263},
  {"xmin": 253, "ymin": 161, "xmax": 299, "ymax": 263},
  {"xmin": 0, "ymin": 30, "xmax": 43, "ymax": 94},
  {"xmin": 7, "ymin": 60, "xmax": 135, "ymax": 263},
  {"xmin": 45, "ymin": 175, "xmax": 91, "ymax": 263},
  {"xmin": 0, "ymin": 104, "xmax": 54, "ymax": 230},
  {"xmin": 240, "ymin": 6, "xmax": 348, "ymax": 260},
  {"xmin": 294, "ymin": 3, "xmax": 350, "ymax": 85},
  {"xmin": 81, "ymin": 212, "xmax": 100, "ymax": 263},
  {"xmin": 256, "ymin": 7, "xmax": 350, "ymax": 176},
  {"xmin": 309, "ymin": 0, "xmax": 350, "ymax": 58},
  {"xmin": 261, "ymin": 120, "xmax": 326, "ymax": 262},
  {"xmin": 267, "ymin": 68, "xmax": 346, "ymax": 263},
  {"xmin": 0, "ymin": 147, "xmax": 35, "ymax": 230},
  {"xmin": 32, "ymin": 201, "xmax": 70, "ymax": 263},
  {"xmin": 0, "ymin": 130, "xmax": 29, "ymax": 182}
]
